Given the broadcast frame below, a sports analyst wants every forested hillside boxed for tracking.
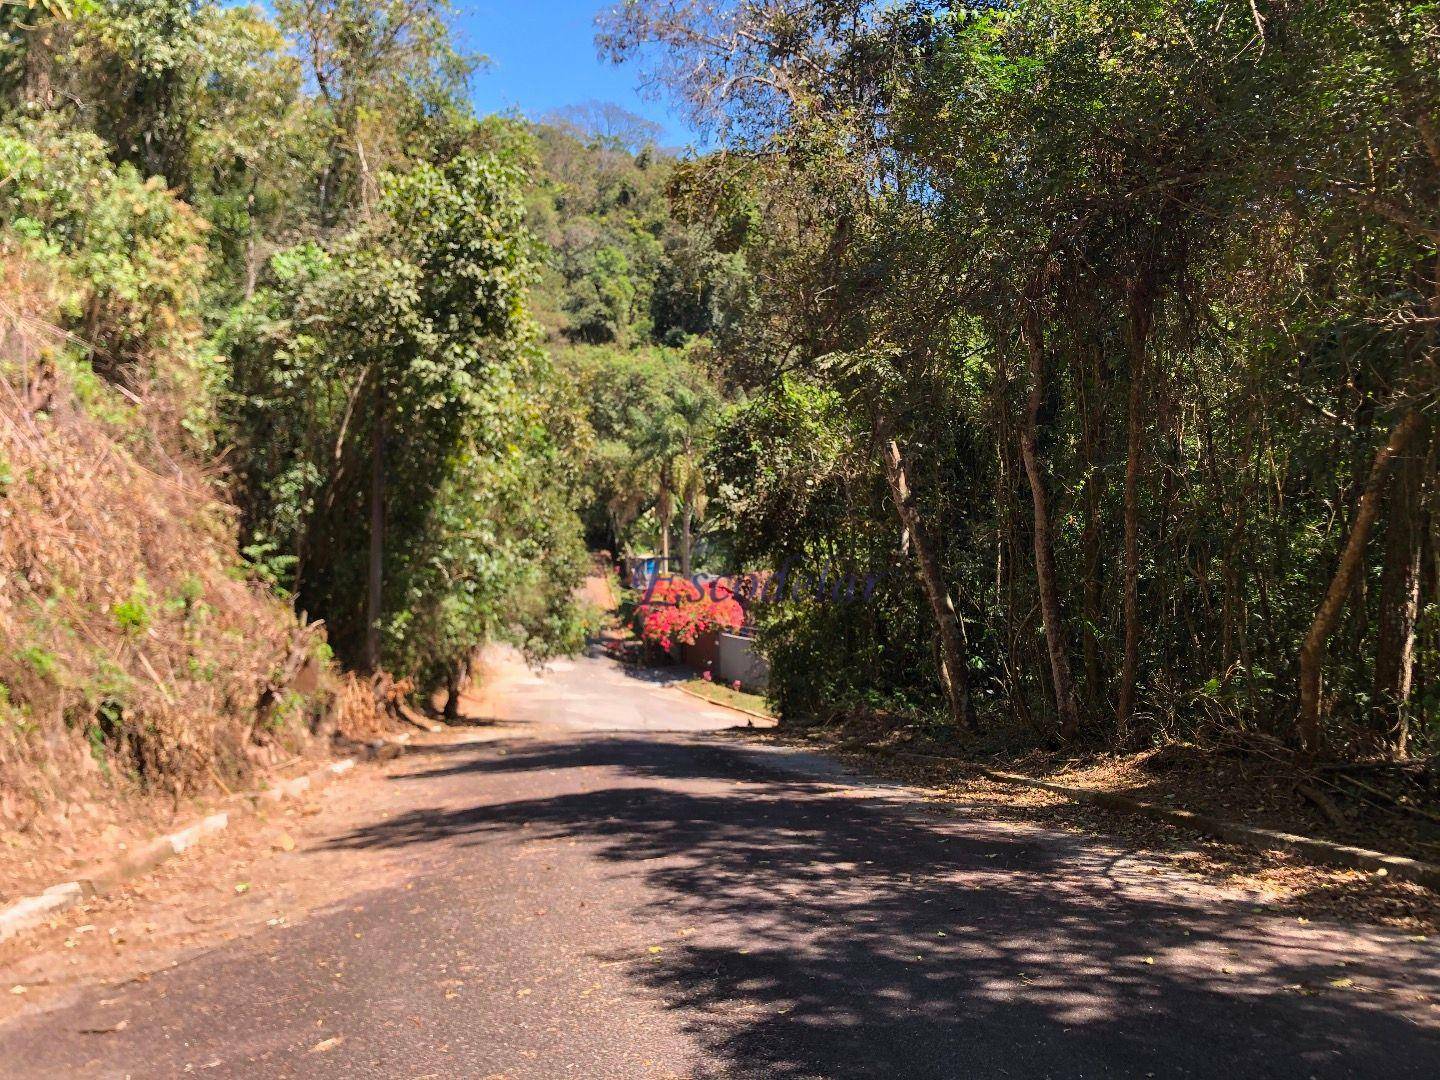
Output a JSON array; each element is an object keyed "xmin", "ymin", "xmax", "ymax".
[
  {"xmin": 524, "ymin": 107, "xmax": 736, "ymax": 570},
  {"xmin": 0, "ymin": 0, "xmax": 599, "ymax": 833},
  {"xmin": 603, "ymin": 0, "xmax": 1440, "ymax": 767}
]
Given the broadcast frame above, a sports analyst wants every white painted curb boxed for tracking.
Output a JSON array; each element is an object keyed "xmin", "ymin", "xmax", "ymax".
[
  {"xmin": 0, "ymin": 883, "xmax": 85, "ymax": 945},
  {"xmin": 0, "ymin": 746, "xmax": 397, "ymax": 947},
  {"xmin": 167, "ymin": 812, "xmax": 230, "ymax": 854}
]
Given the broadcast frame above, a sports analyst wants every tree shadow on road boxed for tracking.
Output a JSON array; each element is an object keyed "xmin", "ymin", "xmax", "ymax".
[
  {"xmin": 325, "ymin": 737, "xmax": 1440, "ymax": 1079},
  {"xmin": 615, "ymin": 663, "xmax": 694, "ymax": 686}
]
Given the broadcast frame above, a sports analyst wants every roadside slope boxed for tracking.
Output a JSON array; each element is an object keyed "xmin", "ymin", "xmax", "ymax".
[{"xmin": 0, "ymin": 251, "xmax": 361, "ymax": 903}]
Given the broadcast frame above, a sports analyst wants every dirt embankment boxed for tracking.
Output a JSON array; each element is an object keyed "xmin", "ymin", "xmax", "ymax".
[{"xmin": 0, "ymin": 256, "xmax": 380, "ymax": 902}]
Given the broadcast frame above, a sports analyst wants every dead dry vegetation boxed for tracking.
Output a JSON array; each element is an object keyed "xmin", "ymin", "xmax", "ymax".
[{"xmin": 0, "ymin": 254, "xmax": 377, "ymax": 895}]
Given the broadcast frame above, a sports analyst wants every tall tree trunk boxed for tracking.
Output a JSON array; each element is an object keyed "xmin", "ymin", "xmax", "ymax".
[
  {"xmin": 1297, "ymin": 407, "xmax": 1426, "ymax": 754},
  {"xmin": 242, "ymin": 187, "xmax": 260, "ymax": 300},
  {"xmin": 875, "ymin": 424, "xmax": 975, "ymax": 732},
  {"xmin": 1018, "ymin": 308, "xmax": 1080, "ymax": 740},
  {"xmin": 362, "ymin": 394, "xmax": 386, "ymax": 674},
  {"xmin": 354, "ymin": 125, "xmax": 378, "ymax": 217},
  {"xmin": 1372, "ymin": 421, "xmax": 1434, "ymax": 755},
  {"xmin": 1118, "ymin": 277, "xmax": 1157, "ymax": 733},
  {"xmin": 1079, "ymin": 346, "xmax": 1105, "ymax": 710},
  {"xmin": 657, "ymin": 475, "xmax": 673, "ymax": 571},
  {"xmin": 680, "ymin": 504, "xmax": 694, "ymax": 577},
  {"xmin": 20, "ymin": 15, "xmax": 56, "ymax": 110},
  {"xmin": 443, "ymin": 655, "xmax": 469, "ymax": 721}
]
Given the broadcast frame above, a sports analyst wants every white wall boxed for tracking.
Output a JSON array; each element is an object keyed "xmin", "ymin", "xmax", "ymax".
[{"xmin": 717, "ymin": 632, "xmax": 769, "ymax": 692}]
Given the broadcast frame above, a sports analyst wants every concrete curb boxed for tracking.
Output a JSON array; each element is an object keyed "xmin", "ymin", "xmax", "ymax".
[
  {"xmin": 673, "ymin": 683, "xmax": 776, "ymax": 724},
  {"xmin": 0, "ymin": 736, "xmax": 414, "ymax": 946},
  {"xmin": 886, "ymin": 750, "xmax": 1440, "ymax": 891}
]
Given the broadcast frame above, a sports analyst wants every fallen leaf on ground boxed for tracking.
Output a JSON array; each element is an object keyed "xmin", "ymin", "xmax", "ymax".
[{"xmin": 79, "ymin": 1019, "xmax": 129, "ymax": 1035}]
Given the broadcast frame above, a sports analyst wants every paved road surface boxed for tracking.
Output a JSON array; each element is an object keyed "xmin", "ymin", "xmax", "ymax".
[{"xmin": 2, "ymin": 652, "xmax": 1438, "ymax": 1078}]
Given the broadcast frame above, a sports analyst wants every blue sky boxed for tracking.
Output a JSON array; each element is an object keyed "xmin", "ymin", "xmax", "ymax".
[{"xmin": 456, "ymin": 1, "xmax": 699, "ymax": 148}]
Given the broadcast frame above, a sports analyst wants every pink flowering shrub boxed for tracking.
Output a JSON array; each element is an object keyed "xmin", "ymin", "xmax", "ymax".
[
  {"xmin": 641, "ymin": 577, "xmax": 703, "ymax": 606},
  {"xmin": 635, "ymin": 577, "xmax": 743, "ymax": 652}
]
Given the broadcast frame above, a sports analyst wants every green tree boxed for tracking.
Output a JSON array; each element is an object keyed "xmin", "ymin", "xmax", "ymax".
[
  {"xmin": 275, "ymin": 0, "xmax": 477, "ymax": 219},
  {"xmin": 226, "ymin": 149, "xmax": 584, "ymax": 676},
  {"xmin": 605, "ymin": 0, "xmax": 1440, "ymax": 759}
]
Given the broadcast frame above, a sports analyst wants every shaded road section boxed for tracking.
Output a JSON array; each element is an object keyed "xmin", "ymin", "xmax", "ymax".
[{"xmin": 2, "ymin": 652, "xmax": 1437, "ymax": 1077}]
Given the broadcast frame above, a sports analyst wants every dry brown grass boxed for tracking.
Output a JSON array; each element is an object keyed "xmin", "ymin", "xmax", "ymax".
[{"xmin": 0, "ymin": 252, "xmax": 370, "ymax": 894}]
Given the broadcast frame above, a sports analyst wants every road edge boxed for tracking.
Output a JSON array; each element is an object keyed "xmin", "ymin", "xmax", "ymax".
[
  {"xmin": 712, "ymin": 735, "xmax": 1440, "ymax": 891},
  {"xmin": 671, "ymin": 682, "xmax": 776, "ymax": 723},
  {"xmin": 947, "ymin": 757, "xmax": 1440, "ymax": 890},
  {"xmin": 0, "ymin": 735, "xmax": 415, "ymax": 946}
]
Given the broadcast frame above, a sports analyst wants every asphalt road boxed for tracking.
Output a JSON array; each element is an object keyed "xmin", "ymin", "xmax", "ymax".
[{"xmin": 2, "ymin": 652, "xmax": 1438, "ymax": 1078}]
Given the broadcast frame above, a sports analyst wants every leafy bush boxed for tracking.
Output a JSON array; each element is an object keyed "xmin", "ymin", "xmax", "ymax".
[
  {"xmin": 0, "ymin": 118, "xmax": 206, "ymax": 385},
  {"xmin": 111, "ymin": 583, "xmax": 152, "ymax": 635},
  {"xmin": 635, "ymin": 577, "xmax": 743, "ymax": 651}
]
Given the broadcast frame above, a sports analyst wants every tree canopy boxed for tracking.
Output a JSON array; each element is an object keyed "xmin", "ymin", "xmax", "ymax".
[{"xmin": 605, "ymin": 0, "xmax": 1440, "ymax": 759}]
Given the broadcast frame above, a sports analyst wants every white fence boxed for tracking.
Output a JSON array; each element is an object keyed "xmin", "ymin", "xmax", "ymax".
[{"xmin": 717, "ymin": 632, "xmax": 769, "ymax": 692}]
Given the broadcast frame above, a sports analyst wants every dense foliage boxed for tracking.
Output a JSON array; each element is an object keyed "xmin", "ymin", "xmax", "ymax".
[
  {"xmin": 224, "ymin": 151, "xmax": 588, "ymax": 681},
  {"xmin": 2, "ymin": 0, "xmax": 593, "ymax": 706},
  {"xmin": 6, "ymin": 0, "xmax": 1436, "ymax": 775},
  {"xmin": 525, "ymin": 113, "xmax": 738, "ymax": 569},
  {"xmin": 606, "ymin": 0, "xmax": 1440, "ymax": 760}
]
